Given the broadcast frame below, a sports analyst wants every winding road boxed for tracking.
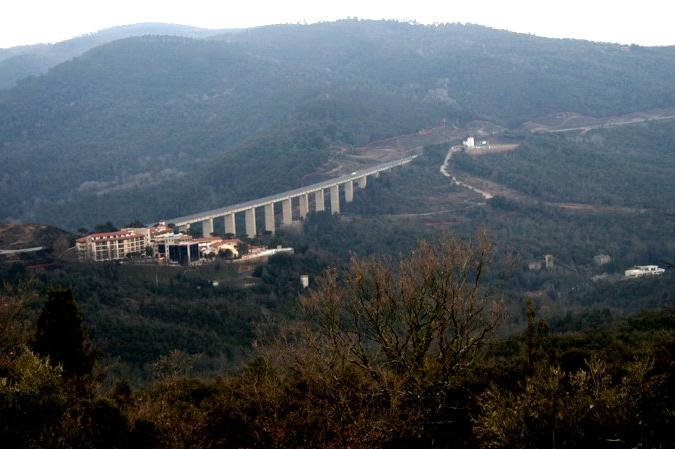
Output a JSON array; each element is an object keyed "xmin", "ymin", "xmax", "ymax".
[{"xmin": 440, "ymin": 145, "xmax": 494, "ymax": 200}]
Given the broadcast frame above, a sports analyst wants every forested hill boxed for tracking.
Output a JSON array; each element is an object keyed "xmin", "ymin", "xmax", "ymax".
[
  {"xmin": 2, "ymin": 20, "xmax": 675, "ymax": 228},
  {"xmin": 0, "ymin": 23, "xmax": 226, "ymax": 90},
  {"xmin": 219, "ymin": 21, "xmax": 675, "ymax": 123}
]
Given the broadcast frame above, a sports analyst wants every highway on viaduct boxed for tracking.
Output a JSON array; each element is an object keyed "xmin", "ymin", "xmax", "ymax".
[{"xmin": 165, "ymin": 155, "xmax": 417, "ymax": 238}]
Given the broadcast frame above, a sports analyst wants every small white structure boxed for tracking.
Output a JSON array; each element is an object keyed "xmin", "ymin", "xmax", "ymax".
[
  {"xmin": 544, "ymin": 254, "xmax": 555, "ymax": 270},
  {"xmin": 528, "ymin": 261, "xmax": 542, "ymax": 271},
  {"xmin": 624, "ymin": 265, "xmax": 665, "ymax": 279},
  {"xmin": 594, "ymin": 254, "xmax": 612, "ymax": 266},
  {"xmin": 300, "ymin": 274, "xmax": 309, "ymax": 289},
  {"xmin": 591, "ymin": 273, "xmax": 609, "ymax": 282},
  {"xmin": 462, "ymin": 136, "xmax": 475, "ymax": 149}
]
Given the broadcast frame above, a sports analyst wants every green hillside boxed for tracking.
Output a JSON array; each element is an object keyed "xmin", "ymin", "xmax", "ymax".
[
  {"xmin": 453, "ymin": 121, "xmax": 675, "ymax": 209},
  {"xmin": 221, "ymin": 21, "xmax": 675, "ymax": 123},
  {"xmin": 2, "ymin": 20, "xmax": 675, "ymax": 229},
  {"xmin": 0, "ymin": 23, "xmax": 225, "ymax": 89}
]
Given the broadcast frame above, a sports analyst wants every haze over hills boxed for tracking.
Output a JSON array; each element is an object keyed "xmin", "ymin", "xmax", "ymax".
[
  {"xmin": 2, "ymin": 19, "xmax": 675, "ymax": 229},
  {"xmin": 0, "ymin": 22, "xmax": 228, "ymax": 90}
]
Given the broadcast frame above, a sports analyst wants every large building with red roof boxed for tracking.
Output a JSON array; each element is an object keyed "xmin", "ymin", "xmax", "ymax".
[{"xmin": 76, "ymin": 230, "xmax": 149, "ymax": 262}]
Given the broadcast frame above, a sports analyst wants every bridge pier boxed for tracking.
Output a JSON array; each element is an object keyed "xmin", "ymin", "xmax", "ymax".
[
  {"xmin": 299, "ymin": 194, "xmax": 309, "ymax": 219},
  {"xmin": 245, "ymin": 208, "xmax": 256, "ymax": 238},
  {"xmin": 201, "ymin": 218, "xmax": 214, "ymax": 237},
  {"xmin": 314, "ymin": 190, "xmax": 325, "ymax": 212},
  {"xmin": 224, "ymin": 214, "xmax": 236, "ymax": 236},
  {"xmin": 282, "ymin": 198, "xmax": 293, "ymax": 225},
  {"xmin": 344, "ymin": 180, "xmax": 354, "ymax": 202},
  {"xmin": 165, "ymin": 157, "xmax": 417, "ymax": 234},
  {"xmin": 264, "ymin": 203, "xmax": 275, "ymax": 234},
  {"xmin": 330, "ymin": 185, "xmax": 340, "ymax": 214}
]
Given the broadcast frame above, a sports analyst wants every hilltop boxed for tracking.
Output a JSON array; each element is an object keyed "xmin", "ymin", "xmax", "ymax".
[
  {"xmin": 0, "ymin": 223, "xmax": 73, "ymax": 250},
  {"xmin": 2, "ymin": 20, "xmax": 675, "ymax": 229},
  {"xmin": 0, "ymin": 23, "xmax": 228, "ymax": 89}
]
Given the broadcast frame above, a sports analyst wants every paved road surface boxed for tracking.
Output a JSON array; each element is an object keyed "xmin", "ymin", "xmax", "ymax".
[{"xmin": 166, "ymin": 156, "xmax": 417, "ymax": 226}]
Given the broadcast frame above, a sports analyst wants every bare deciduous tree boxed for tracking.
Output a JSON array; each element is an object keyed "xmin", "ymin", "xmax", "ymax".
[
  {"xmin": 300, "ymin": 233, "xmax": 504, "ymax": 404},
  {"xmin": 245, "ymin": 234, "xmax": 505, "ymax": 447}
]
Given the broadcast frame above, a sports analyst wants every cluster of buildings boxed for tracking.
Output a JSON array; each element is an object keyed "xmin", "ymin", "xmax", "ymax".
[
  {"xmin": 76, "ymin": 222, "xmax": 241, "ymax": 265},
  {"xmin": 526, "ymin": 252, "xmax": 668, "ymax": 280},
  {"xmin": 529, "ymin": 254, "xmax": 614, "ymax": 272},
  {"xmin": 527, "ymin": 254, "xmax": 556, "ymax": 271}
]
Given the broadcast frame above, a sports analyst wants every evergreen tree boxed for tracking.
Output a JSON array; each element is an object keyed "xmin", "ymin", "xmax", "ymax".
[{"xmin": 31, "ymin": 287, "xmax": 95, "ymax": 378}]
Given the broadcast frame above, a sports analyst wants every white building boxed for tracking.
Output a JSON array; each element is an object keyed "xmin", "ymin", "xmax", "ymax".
[
  {"xmin": 76, "ymin": 230, "xmax": 149, "ymax": 262},
  {"xmin": 624, "ymin": 265, "xmax": 665, "ymax": 278},
  {"xmin": 192, "ymin": 237, "xmax": 241, "ymax": 258},
  {"xmin": 462, "ymin": 136, "xmax": 475, "ymax": 149},
  {"xmin": 594, "ymin": 254, "xmax": 612, "ymax": 266},
  {"xmin": 528, "ymin": 261, "xmax": 542, "ymax": 271},
  {"xmin": 544, "ymin": 254, "xmax": 555, "ymax": 269}
]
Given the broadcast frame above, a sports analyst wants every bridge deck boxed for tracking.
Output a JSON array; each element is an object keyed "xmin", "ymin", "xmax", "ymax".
[{"xmin": 166, "ymin": 156, "xmax": 416, "ymax": 226}]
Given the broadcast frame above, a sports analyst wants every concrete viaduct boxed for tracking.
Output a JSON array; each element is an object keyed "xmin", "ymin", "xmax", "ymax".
[{"xmin": 165, "ymin": 156, "xmax": 417, "ymax": 238}]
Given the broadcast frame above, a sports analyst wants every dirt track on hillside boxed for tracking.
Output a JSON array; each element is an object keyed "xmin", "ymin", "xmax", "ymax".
[{"xmin": 521, "ymin": 107, "xmax": 675, "ymax": 134}]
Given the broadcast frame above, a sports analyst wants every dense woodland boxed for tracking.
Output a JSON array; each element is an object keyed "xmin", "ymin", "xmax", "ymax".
[
  {"xmin": 3, "ymin": 20, "xmax": 675, "ymax": 227},
  {"xmin": 1, "ymin": 118, "xmax": 673, "ymax": 379},
  {"xmin": 1, "ymin": 237, "xmax": 673, "ymax": 448},
  {"xmin": 1, "ymin": 19, "xmax": 675, "ymax": 448},
  {"xmin": 453, "ymin": 122, "xmax": 675, "ymax": 209},
  {"xmin": 0, "ymin": 23, "xmax": 224, "ymax": 89}
]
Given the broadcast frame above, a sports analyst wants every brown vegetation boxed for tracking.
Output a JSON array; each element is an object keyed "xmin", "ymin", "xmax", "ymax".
[{"xmin": 0, "ymin": 236, "xmax": 673, "ymax": 448}]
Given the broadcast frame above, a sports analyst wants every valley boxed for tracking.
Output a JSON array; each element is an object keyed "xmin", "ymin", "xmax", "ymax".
[{"xmin": 1, "ymin": 19, "xmax": 674, "ymax": 449}]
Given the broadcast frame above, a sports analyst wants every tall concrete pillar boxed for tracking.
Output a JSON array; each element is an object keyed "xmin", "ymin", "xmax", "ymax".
[
  {"xmin": 201, "ymin": 218, "xmax": 214, "ymax": 237},
  {"xmin": 299, "ymin": 194, "xmax": 309, "ymax": 219},
  {"xmin": 314, "ymin": 189, "xmax": 325, "ymax": 212},
  {"xmin": 330, "ymin": 184, "xmax": 340, "ymax": 214},
  {"xmin": 264, "ymin": 203, "xmax": 275, "ymax": 234},
  {"xmin": 282, "ymin": 198, "xmax": 293, "ymax": 225},
  {"xmin": 224, "ymin": 214, "xmax": 236, "ymax": 236},
  {"xmin": 358, "ymin": 175, "xmax": 367, "ymax": 188},
  {"xmin": 344, "ymin": 180, "xmax": 354, "ymax": 202},
  {"xmin": 245, "ymin": 208, "xmax": 256, "ymax": 238}
]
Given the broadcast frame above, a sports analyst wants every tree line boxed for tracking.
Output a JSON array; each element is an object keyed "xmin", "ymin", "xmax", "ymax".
[{"xmin": 1, "ymin": 235, "xmax": 673, "ymax": 448}]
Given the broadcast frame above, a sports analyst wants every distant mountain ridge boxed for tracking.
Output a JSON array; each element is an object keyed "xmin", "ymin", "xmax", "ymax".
[
  {"xmin": 2, "ymin": 20, "xmax": 675, "ymax": 229},
  {"xmin": 0, "ymin": 23, "xmax": 232, "ymax": 89}
]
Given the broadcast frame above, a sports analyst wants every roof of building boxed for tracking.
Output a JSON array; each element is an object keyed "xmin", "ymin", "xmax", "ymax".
[
  {"xmin": 77, "ymin": 230, "xmax": 145, "ymax": 243},
  {"xmin": 221, "ymin": 239, "xmax": 240, "ymax": 245},
  {"xmin": 628, "ymin": 265, "xmax": 661, "ymax": 270},
  {"xmin": 149, "ymin": 226, "xmax": 171, "ymax": 235},
  {"xmin": 192, "ymin": 237, "xmax": 222, "ymax": 243},
  {"xmin": 167, "ymin": 241, "xmax": 199, "ymax": 247}
]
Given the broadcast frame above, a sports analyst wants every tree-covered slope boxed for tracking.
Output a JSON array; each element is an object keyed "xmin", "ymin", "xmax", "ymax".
[
  {"xmin": 0, "ymin": 23, "xmax": 225, "ymax": 89},
  {"xmin": 2, "ymin": 20, "xmax": 675, "ymax": 228},
  {"xmin": 220, "ymin": 20, "xmax": 675, "ymax": 123},
  {"xmin": 0, "ymin": 36, "xmax": 322, "ymax": 226},
  {"xmin": 453, "ymin": 121, "xmax": 675, "ymax": 209}
]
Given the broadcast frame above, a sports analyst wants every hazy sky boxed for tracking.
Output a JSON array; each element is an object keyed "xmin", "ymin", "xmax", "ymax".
[{"xmin": 2, "ymin": 0, "xmax": 674, "ymax": 48}]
